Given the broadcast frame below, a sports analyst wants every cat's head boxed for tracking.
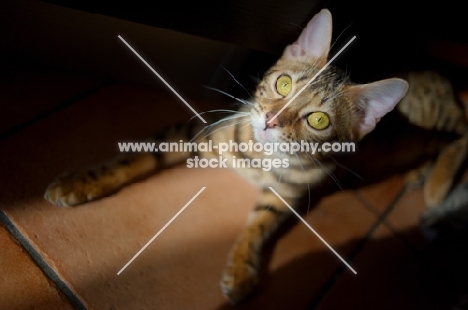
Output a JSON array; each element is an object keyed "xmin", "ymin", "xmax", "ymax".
[{"xmin": 250, "ymin": 9, "xmax": 408, "ymax": 149}]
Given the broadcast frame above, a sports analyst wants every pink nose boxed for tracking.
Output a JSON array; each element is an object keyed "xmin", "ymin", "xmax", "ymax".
[{"xmin": 265, "ymin": 112, "xmax": 280, "ymax": 129}]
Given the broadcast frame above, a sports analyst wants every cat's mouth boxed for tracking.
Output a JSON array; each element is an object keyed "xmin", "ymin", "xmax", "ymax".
[
  {"xmin": 250, "ymin": 113, "xmax": 282, "ymax": 144},
  {"xmin": 253, "ymin": 126, "xmax": 282, "ymax": 144}
]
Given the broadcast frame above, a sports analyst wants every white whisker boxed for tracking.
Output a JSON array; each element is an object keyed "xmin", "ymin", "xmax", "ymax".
[
  {"xmin": 220, "ymin": 65, "xmax": 252, "ymax": 99},
  {"xmin": 190, "ymin": 114, "xmax": 249, "ymax": 142},
  {"xmin": 328, "ymin": 155, "xmax": 363, "ymax": 181},
  {"xmin": 203, "ymin": 86, "xmax": 253, "ymax": 106},
  {"xmin": 188, "ymin": 109, "xmax": 249, "ymax": 122},
  {"xmin": 202, "ymin": 118, "xmax": 250, "ymax": 141},
  {"xmin": 305, "ymin": 152, "xmax": 342, "ymax": 190},
  {"xmin": 294, "ymin": 149, "xmax": 311, "ymax": 215}
]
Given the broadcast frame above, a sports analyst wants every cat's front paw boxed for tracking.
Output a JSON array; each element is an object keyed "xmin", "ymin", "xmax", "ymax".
[
  {"xmin": 44, "ymin": 170, "xmax": 112, "ymax": 207},
  {"xmin": 220, "ymin": 262, "xmax": 259, "ymax": 304}
]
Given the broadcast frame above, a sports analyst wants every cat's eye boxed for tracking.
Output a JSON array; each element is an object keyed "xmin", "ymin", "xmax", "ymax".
[
  {"xmin": 307, "ymin": 112, "xmax": 330, "ymax": 130},
  {"xmin": 276, "ymin": 75, "xmax": 292, "ymax": 97}
]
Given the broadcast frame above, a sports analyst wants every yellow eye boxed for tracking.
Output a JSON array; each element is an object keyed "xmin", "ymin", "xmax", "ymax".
[
  {"xmin": 307, "ymin": 112, "xmax": 330, "ymax": 130},
  {"xmin": 276, "ymin": 75, "xmax": 292, "ymax": 97}
]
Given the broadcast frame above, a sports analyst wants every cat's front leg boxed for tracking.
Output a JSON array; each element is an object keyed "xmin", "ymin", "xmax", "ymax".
[
  {"xmin": 220, "ymin": 188, "xmax": 293, "ymax": 304},
  {"xmin": 44, "ymin": 152, "xmax": 159, "ymax": 207},
  {"xmin": 424, "ymin": 136, "xmax": 468, "ymax": 208},
  {"xmin": 44, "ymin": 123, "xmax": 201, "ymax": 207}
]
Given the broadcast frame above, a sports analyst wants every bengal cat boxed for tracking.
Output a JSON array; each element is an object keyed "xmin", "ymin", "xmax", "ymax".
[{"xmin": 44, "ymin": 9, "xmax": 467, "ymax": 303}]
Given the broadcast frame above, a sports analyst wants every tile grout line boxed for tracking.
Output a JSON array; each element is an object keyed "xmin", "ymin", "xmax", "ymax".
[
  {"xmin": 354, "ymin": 188, "xmax": 419, "ymax": 246},
  {"xmin": 0, "ymin": 210, "xmax": 87, "ymax": 310},
  {"xmin": 0, "ymin": 81, "xmax": 110, "ymax": 141},
  {"xmin": 355, "ymin": 186, "xmax": 430, "ymax": 258},
  {"xmin": 352, "ymin": 189, "xmax": 383, "ymax": 218},
  {"xmin": 355, "ymin": 186, "xmax": 447, "ymax": 288},
  {"xmin": 307, "ymin": 186, "xmax": 408, "ymax": 309}
]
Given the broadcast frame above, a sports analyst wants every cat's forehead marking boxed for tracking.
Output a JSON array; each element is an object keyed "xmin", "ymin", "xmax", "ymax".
[
  {"xmin": 296, "ymin": 75, "xmax": 309, "ymax": 83},
  {"xmin": 263, "ymin": 69, "xmax": 281, "ymax": 79},
  {"xmin": 264, "ymin": 61, "xmax": 310, "ymax": 79},
  {"xmin": 294, "ymin": 97, "xmax": 325, "ymax": 115}
]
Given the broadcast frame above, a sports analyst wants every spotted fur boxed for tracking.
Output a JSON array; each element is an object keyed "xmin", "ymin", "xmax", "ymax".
[{"xmin": 44, "ymin": 9, "xmax": 467, "ymax": 303}]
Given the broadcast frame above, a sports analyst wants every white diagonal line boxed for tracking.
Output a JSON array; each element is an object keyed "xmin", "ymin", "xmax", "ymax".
[
  {"xmin": 117, "ymin": 187, "xmax": 206, "ymax": 275},
  {"xmin": 269, "ymin": 36, "xmax": 356, "ymax": 123},
  {"xmin": 118, "ymin": 35, "xmax": 207, "ymax": 124},
  {"xmin": 268, "ymin": 187, "xmax": 357, "ymax": 274}
]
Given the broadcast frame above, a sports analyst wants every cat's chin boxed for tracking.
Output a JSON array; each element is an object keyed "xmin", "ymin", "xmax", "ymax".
[
  {"xmin": 250, "ymin": 112, "xmax": 282, "ymax": 144},
  {"xmin": 253, "ymin": 128, "xmax": 281, "ymax": 144}
]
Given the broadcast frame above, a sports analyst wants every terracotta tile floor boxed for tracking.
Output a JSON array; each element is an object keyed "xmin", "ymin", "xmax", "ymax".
[{"xmin": 1, "ymin": 70, "xmax": 467, "ymax": 310}]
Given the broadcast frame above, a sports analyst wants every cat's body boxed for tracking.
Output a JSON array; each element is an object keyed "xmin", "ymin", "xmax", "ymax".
[{"xmin": 44, "ymin": 10, "xmax": 467, "ymax": 304}]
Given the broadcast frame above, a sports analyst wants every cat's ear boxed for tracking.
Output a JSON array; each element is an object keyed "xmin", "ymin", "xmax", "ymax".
[
  {"xmin": 283, "ymin": 9, "xmax": 332, "ymax": 62},
  {"xmin": 350, "ymin": 78, "xmax": 409, "ymax": 139}
]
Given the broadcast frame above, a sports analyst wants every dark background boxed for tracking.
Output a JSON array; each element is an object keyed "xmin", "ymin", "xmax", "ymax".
[{"xmin": 1, "ymin": 0, "xmax": 467, "ymax": 100}]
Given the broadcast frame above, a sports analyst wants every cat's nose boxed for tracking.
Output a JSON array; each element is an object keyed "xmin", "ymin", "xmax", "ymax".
[{"xmin": 265, "ymin": 112, "xmax": 280, "ymax": 129}]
